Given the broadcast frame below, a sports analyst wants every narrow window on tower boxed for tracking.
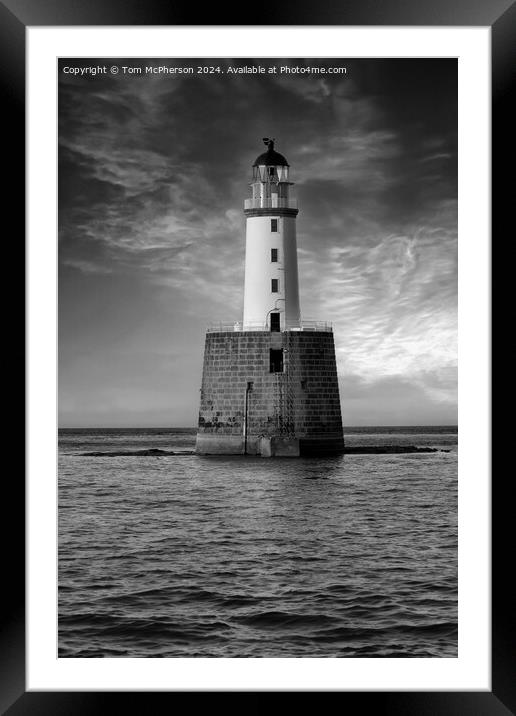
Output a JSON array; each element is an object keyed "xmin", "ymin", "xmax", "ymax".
[
  {"xmin": 271, "ymin": 219, "xmax": 278, "ymax": 232},
  {"xmin": 270, "ymin": 349, "xmax": 284, "ymax": 373},
  {"xmin": 271, "ymin": 278, "xmax": 279, "ymax": 293},
  {"xmin": 271, "ymin": 248, "xmax": 278, "ymax": 263}
]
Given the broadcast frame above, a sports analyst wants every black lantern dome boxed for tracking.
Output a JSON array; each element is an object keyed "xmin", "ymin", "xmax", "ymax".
[{"xmin": 253, "ymin": 138, "xmax": 289, "ymax": 167}]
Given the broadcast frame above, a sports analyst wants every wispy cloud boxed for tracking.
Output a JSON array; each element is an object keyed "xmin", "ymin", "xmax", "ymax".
[{"xmin": 297, "ymin": 198, "xmax": 457, "ymax": 409}]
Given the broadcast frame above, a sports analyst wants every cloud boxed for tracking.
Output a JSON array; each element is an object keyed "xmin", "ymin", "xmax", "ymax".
[
  {"xmin": 298, "ymin": 199, "xmax": 457, "ymax": 406},
  {"xmin": 293, "ymin": 130, "xmax": 399, "ymax": 192},
  {"xmin": 271, "ymin": 74, "xmax": 333, "ymax": 104}
]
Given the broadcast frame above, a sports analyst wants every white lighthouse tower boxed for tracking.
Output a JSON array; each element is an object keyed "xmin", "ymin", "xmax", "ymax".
[{"xmin": 243, "ymin": 138, "xmax": 300, "ymax": 332}]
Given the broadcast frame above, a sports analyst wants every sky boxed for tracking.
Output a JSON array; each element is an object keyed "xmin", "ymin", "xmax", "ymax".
[{"xmin": 58, "ymin": 58, "xmax": 457, "ymax": 427}]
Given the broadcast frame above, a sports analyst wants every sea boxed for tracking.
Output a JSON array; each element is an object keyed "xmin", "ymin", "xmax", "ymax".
[{"xmin": 58, "ymin": 426, "xmax": 457, "ymax": 658}]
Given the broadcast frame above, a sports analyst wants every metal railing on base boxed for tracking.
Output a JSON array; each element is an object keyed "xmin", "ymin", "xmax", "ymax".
[{"xmin": 206, "ymin": 320, "xmax": 332, "ymax": 333}]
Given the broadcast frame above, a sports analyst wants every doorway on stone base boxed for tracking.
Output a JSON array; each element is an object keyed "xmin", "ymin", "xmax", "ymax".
[{"xmin": 270, "ymin": 312, "xmax": 280, "ymax": 332}]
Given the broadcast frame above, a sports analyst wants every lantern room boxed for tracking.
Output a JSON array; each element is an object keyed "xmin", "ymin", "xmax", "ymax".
[{"xmin": 248, "ymin": 138, "xmax": 295, "ymax": 210}]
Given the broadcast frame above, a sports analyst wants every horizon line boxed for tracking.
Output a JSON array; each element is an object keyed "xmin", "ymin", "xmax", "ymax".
[{"xmin": 58, "ymin": 424, "xmax": 459, "ymax": 430}]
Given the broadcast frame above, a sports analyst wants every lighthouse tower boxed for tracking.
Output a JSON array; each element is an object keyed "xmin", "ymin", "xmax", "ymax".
[
  {"xmin": 196, "ymin": 140, "xmax": 344, "ymax": 457},
  {"xmin": 243, "ymin": 139, "xmax": 300, "ymax": 332}
]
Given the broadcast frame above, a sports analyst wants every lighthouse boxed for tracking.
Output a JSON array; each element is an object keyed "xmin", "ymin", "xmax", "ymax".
[{"xmin": 196, "ymin": 139, "xmax": 345, "ymax": 457}]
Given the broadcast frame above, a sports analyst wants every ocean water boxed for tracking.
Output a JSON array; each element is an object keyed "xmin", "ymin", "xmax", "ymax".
[{"xmin": 58, "ymin": 427, "xmax": 457, "ymax": 658}]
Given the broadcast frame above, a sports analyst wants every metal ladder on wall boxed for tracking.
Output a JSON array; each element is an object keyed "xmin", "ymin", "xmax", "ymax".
[
  {"xmin": 286, "ymin": 332, "xmax": 297, "ymax": 436},
  {"xmin": 271, "ymin": 371, "xmax": 285, "ymax": 435},
  {"xmin": 272, "ymin": 333, "xmax": 296, "ymax": 437},
  {"xmin": 280, "ymin": 333, "xmax": 295, "ymax": 437}
]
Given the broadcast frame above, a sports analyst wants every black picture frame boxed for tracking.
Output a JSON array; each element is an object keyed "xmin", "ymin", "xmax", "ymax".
[{"xmin": 5, "ymin": 0, "xmax": 507, "ymax": 711}]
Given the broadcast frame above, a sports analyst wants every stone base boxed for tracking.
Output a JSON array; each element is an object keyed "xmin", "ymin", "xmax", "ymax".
[{"xmin": 196, "ymin": 330, "xmax": 345, "ymax": 458}]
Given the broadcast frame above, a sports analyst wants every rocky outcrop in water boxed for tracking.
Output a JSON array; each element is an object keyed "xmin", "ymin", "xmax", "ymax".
[
  {"xmin": 344, "ymin": 446, "xmax": 449, "ymax": 454},
  {"xmin": 79, "ymin": 446, "xmax": 449, "ymax": 457},
  {"xmin": 80, "ymin": 448, "xmax": 195, "ymax": 457}
]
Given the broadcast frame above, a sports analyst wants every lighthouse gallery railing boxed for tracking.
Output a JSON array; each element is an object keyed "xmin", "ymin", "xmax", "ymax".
[
  {"xmin": 206, "ymin": 320, "xmax": 333, "ymax": 333},
  {"xmin": 244, "ymin": 197, "xmax": 298, "ymax": 210}
]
